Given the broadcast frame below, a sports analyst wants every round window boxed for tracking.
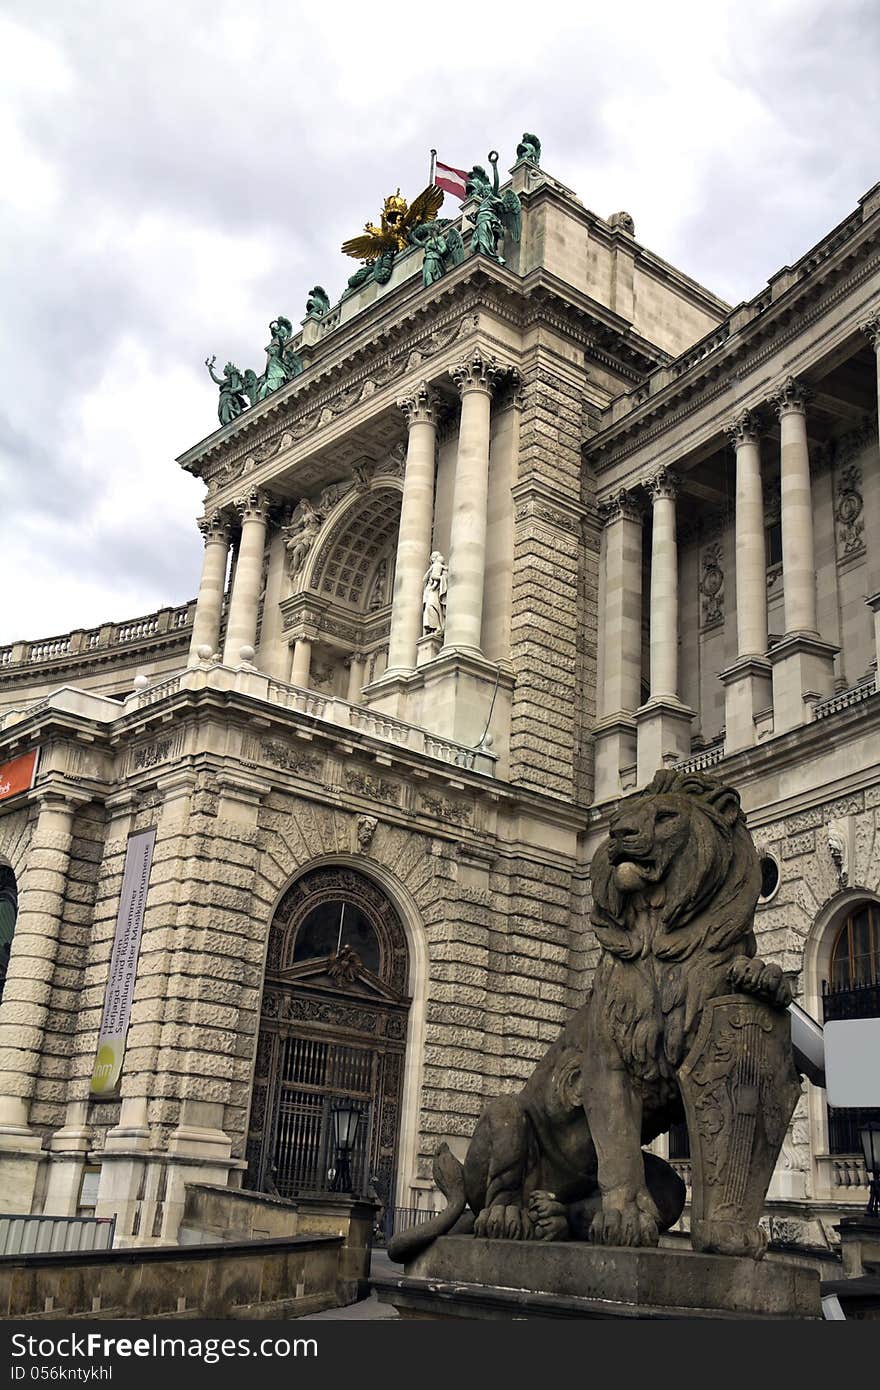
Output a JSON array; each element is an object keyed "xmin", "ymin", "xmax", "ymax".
[{"xmin": 758, "ymin": 854, "xmax": 780, "ymax": 903}]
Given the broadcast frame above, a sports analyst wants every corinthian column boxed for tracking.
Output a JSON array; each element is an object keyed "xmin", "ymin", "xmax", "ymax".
[
  {"xmin": 730, "ymin": 411, "xmax": 767, "ymax": 659},
  {"xmin": 444, "ymin": 351, "xmax": 506, "ymax": 653},
  {"xmin": 593, "ymin": 488, "xmax": 643, "ymax": 801},
  {"xmin": 188, "ymin": 512, "xmax": 231, "ymax": 662},
  {"xmin": 767, "ymin": 376, "xmax": 837, "ymax": 731},
  {"xmin": 385, "ymin": 383, "xmax": 440, "ymax": 675},
  {"xmin": 861, "ymin": 316, "xmax": 880, "ymax": 673},
  {"xmin": 774, "ymin": 377, "xmax": 817, "ymax": 636},
  {"xmin": 720, "ymin": 410, "xmax": 772, "ymax": 751},
  {"xmin": 0, "ymin": 788, "xmax": 78, "ymax": 1207},
  {"xmin": 222, "ymin": 488, "xmax": 270, "ymax": 664},
  {"xmin": 647, "ymin": 470, "xmax": 680, "ymax": 700},
  {"xmin": 636, "ymin": 469, "xmax": 694, "ymax": 784}
]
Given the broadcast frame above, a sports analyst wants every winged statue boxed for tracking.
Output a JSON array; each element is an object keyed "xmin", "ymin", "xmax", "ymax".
[
  {"xmin": 466, "ymin": 152, "xmax": 521, "ymax": 266},
  {"xmin": 341, "ymin": 185, "xmax": 445, "ymax": 263}
]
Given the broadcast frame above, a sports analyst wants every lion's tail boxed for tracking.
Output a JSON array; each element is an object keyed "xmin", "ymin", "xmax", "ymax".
[{"xmin": 386, "ymin": 1142, "xmax": 467, "ymax": 1263}]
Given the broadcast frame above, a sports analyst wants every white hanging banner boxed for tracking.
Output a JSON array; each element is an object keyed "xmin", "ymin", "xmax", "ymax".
[{"xmin": 89, "ymin": 827, "xmax": 156, "ymax": 1097}]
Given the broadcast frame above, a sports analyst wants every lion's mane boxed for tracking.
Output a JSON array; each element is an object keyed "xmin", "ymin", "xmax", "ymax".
[{"xmin": 589, "ymin": 770, "xmax": 762, "ymax": 1076}]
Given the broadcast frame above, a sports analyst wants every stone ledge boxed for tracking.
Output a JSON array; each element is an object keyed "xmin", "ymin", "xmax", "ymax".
[{"xmin": 376, "ymin": 1235, "xmax": 821, "ymax": 1320}]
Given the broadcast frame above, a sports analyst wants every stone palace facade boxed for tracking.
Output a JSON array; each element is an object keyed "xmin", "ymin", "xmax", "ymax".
[{"xmin": 1, "ymin": 151, "xmax": 879, "ymax": 1251}]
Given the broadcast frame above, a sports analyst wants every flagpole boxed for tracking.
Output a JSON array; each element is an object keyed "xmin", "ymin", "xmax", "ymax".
[{"xmin": 429, "ymin": 148, "xmax": 437, "ymax": 185}]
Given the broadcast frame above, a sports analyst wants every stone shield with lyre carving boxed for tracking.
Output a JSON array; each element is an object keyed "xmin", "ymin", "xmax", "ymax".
[{"xmin": 678, "ymin": 995, "xmax": 802, "ymax": 1258}]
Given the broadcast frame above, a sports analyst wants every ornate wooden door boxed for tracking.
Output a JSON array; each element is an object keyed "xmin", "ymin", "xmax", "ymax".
[{"xmin": 246, "ymin": 868, "xmax": 410, "ymax": 1211}]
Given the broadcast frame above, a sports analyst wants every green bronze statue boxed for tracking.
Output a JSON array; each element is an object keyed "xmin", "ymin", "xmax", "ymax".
[
  {"xmin": 409, "ymin": 219, "xmax": 466, "ymax": 287},
  {"xmin": 257, "ymin": 316, "xmax": 303, "ymax": 400},
  {"xmin": 466, "ymin": 152, "xmax": 521, "ymax": 266},
  {"xmin": 305, "ymin": 286, "xmax": 331, "ymax": 317},
  {"xmin": 205, "ymin": 358, "xmax": 248, "ymax": 426},
  {"xmin": 516, "ymin": 132, "xmax": 541, "ymax": 165}
]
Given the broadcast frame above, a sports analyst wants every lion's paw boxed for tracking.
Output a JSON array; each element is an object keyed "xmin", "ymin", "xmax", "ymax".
[
  {"xmin": 589, "ymin": 1189, "xmax": 660, "ymax": 1248},
  {"xmin": 728, "ymin": 956, "xmax": 792, "ymax": 1009},
  {"xmin": 527, "ymin": 1191, "xmax": 569, "ymax": 1242},
  {"xmin": 474, "ymin": 1203, "xmax": 528, "ymax": 1240}
]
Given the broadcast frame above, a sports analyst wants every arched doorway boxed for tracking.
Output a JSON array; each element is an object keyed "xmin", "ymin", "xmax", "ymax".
[
  {"xmin": 822, "ymin": 899, "xmax": 880, "ymax": 1155},
  {"xmin": 0, "ymin": 866, "xmax": 17, "ymax": 1004},
  {"xmin": 246, "ymin": 866, "xmax": 411, "ymax": 1213}
]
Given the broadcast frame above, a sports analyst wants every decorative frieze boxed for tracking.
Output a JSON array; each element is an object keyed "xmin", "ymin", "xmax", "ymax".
[
  {"xmin": 419, "ymin": 793, "xmax": 473, "ymax": 826},
  {"xmin": 257, "ymin": 740, "xmax": 321, "ymax": 779},
  {"xmin": 345, "ymin": 769, "xmax": 400, "ymax": 803}
]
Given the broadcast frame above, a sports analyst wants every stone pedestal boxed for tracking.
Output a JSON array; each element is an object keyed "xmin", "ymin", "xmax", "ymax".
[
  {"xmin": 835, "ymin": 1215, "xmax": 880, "ymax": 1279},
  {"xmin": 374, "ymin": 1235, "xmax": 820, "ymax": 1319},
  {"xmin": 768, "ymin": 633, "xmax": 838, "ymax": 733},
  {"xmin": 635, "ymin": 698, "xmax": 695, "ymax": 785},
  {"xmin": 593, "ymin": 713, "xmax": 638, "ymax": 803},
  {"xmin": 720, "ymin": 656, "xmax": 773, "ymax": 752}
]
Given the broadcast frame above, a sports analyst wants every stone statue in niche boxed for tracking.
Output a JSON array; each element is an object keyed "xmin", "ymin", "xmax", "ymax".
[
  {"xmin": 422, "ymin": 552, "xmax": 448, "ymax": 636},
  {"xmin": 390, "ymin": 771, "xmax": 800, "ymax": 1264},
  {"xmin": 368, "ymin": 559, "xmax": 388, "ymax": 612},
  {"xmin": 283, "ymin": 499, "xmax": 323, "ymax": 578}
]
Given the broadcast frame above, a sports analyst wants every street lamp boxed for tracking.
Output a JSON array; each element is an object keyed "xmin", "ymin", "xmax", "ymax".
[
  {"xmin": 858, "ymin": 1119, "xmax": 880, "ymax": 1218},
  {"xmin": 330, "ymin": 1100, "xmax": 363, "ymax": 1194}
]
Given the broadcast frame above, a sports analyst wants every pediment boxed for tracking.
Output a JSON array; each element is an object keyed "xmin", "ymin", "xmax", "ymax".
[{"xmin": 271, "ymin": 954, "xmax": 402, "ymax": 1004}]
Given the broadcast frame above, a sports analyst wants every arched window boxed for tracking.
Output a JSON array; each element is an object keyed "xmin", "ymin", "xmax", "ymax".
[
  {"xmin": 0, "ymin": 867, "xmax": 17, "ymax": 1004},
  {"xmin": 292, "ymin": 900, "xmax": 381, "ymax": 975},
  {"xmin": 823, "ymin": 901, "xmax": 880, "ymax": 1155},
  {"xmin": 829, "ymin": 903, "xmax": 880, "ymax": 990}
]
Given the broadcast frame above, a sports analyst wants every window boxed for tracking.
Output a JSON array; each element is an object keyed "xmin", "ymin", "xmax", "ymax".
[
  {"xmin": 823, "ymin": 902, "xmax": 880, "ymax": 1155},
  {"xmin": 829, "ymin": 903, "xmax": 880, "ymax": 989},
  {"xmin": 766, "ymin": 519, "xmax": 782, "ymax": 568},
  {"xmin": 293, "ymin": 900, "xmax": 381, "ymax": 975},
  {"xmin": 0, "ymin": 867, "xmax": 17, "ymax": 1004}
]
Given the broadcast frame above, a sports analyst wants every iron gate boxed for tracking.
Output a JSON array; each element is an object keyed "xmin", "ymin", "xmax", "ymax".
[{"xmin": 269, "ymin": 1036, "xmax": 375, "ymax": 1197}]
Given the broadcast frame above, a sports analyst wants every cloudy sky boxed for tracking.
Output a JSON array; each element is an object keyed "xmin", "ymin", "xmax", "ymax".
[{"xmin": 1, "ymin": 0, "xmax": 877, "ymax": 646}]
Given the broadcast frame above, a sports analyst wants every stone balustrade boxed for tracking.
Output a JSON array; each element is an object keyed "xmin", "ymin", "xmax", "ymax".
[
  {"xmin": 0, "ymin": 602, "xmax": 195, "ymax": 671},
  {"xmin": 812, "ymin": 679, "xmax": 878, "ymax": 721}
]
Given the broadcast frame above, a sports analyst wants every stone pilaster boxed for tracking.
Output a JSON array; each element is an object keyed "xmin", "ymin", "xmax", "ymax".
[
  {"xmin": 636, "ymin": 470, "xmax": 694, "ymax": 784},
  {"xmin": 767, "ymin": 378, "xmax": 837, "ymax": 732},
  {"xmin": 593, "ymin": 488, "xmax": 643, "ymax": 801},
  {"xmin": 0, "ymin": 789, "xmax": 79, "ymax": 1211},
  {"xmin": 345, "ymin": 653, "xmax": 366, "ymax": 704},
  {"xmin": 720, "ymin": 410, "xmax": 772, "ymax": 751},
  {"xmin": 188, "ymin": 513, "xmax": 231, "ymax": 663},
  {"xmin": 385, "ymin": 383, "xmax": 441, "ymax": 676},
  {"xmin": 290, "ymin": 636, "xmax": 312, "ymax": 688},
  {"xmin": 444, "ymin": 351, "xmax": 506, "ymax": 654},
  {"xmin": 222, "ymin": 488, "xmax": 270, "ymax": 665}
]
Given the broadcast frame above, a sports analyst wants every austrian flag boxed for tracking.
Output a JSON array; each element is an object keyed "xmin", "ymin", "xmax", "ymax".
[{"xmin": 434, "ymin": 159, "xmax": 468, "ymax": 201}]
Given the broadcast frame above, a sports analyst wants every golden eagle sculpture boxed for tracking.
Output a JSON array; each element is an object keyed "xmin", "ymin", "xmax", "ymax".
[{"xmin": 341, "ymin": 185, "xmax": 444, "ymax": 262}]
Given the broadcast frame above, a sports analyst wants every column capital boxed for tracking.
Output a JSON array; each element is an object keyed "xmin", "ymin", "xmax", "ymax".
[
  {"xmin": 860, "ymin": 313, "xmax": 880, "ymax": 351},
  {"xmin": 646, "ymin": 468, "xmax": 680, "ymax": 502},
  {"xmin": 398, "ymin": 381, "xmax": 442, "ymax": 427},
  {"xmin": 233, "ymin": 487, "xmax": 271, "ymax": 523},
  {"xmin": 726, "ymin": 408, "xmax": 762, "ymax": 448},
  {"xmin": 449, "ymin": 348, "xmax": 507, "ymax": 397},
  {"xmin": 771, "ymin": 375, "xmax": 811, "ymax": 418},
  {"xmin": 598, "ymin": 486, "xmax": 643, "ymax": 525},
  {"xmin": 197, "ymin": 511, "xmax": 231, "ymax": 545}
]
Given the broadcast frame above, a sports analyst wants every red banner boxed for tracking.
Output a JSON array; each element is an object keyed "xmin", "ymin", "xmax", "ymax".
[{"xmin": 0, "ymin": 749, "xmax": 39, "ymax": 802}]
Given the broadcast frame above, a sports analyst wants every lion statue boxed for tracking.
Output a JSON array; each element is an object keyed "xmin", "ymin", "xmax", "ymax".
[{"xmin": 389, "ymin": 770, "xmax": 793, "ymax": 1264}]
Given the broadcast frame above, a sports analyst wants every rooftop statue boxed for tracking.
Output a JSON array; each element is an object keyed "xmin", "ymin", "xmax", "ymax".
[
  {"xmin": 341, "ymin": 185, "xmax": 444, "ymax": 283},
  {"xmin": 390, "ymin": 771, "xmax": 800, "ymax": 1264},
  {"xmin": 305, "ymin": 286, "xmax": 331, "ymax": 317},
  {"xmin": 466, "ymin": 152, "xmax": 521, "ymax": 265},
  {"xmin": 204, "ymin": 358, "xmax": 248, "ymax": 426},
  {"xmin": 257, "ymin": 316, "xmax": 303, "ymax": 400},
  {"xmin": 516, "ymin": 132, "xmax": 541, "ymax": 164},
  {"xmin": 408, "ymin": 220, "xmax": 465, "ymax": 287}
]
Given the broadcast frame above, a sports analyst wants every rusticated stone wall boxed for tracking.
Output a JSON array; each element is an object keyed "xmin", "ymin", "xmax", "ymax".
[{"xmin": 509, "ymin": 351, "xmax": 594, "ymax": 801}]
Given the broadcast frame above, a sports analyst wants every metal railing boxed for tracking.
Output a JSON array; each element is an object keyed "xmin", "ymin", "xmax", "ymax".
[{"xmin": 0, "ymin": 1214, "xmax": 116, "ymax": 1256}]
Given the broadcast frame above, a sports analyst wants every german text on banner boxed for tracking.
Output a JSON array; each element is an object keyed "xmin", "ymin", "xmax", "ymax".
[
  {"xmin": 90, "ymin": 827, "xmax": 156, "ymax": 1096},
  {"xmin": 0, "ymin": 749, "xmax": 39, "ymax": 803}
]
